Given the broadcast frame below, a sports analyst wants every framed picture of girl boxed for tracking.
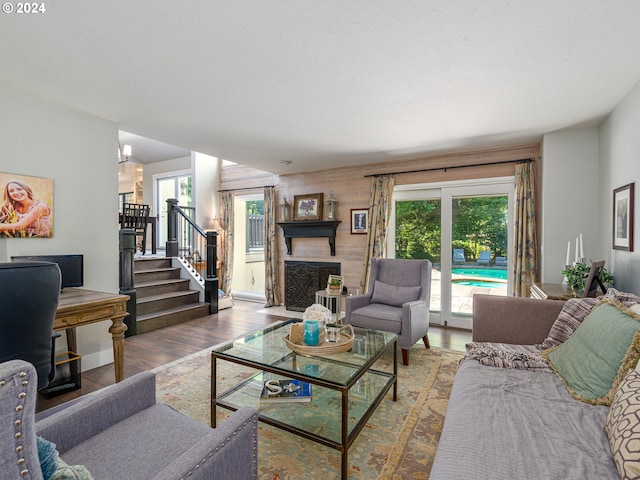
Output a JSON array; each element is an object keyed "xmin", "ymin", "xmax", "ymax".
[{"xmin": 0, "ymin": 172, "xmax": 53, "ymax": 238}]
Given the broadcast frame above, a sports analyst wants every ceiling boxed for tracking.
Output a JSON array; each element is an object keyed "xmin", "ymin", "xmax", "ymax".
[{"xmin": 2, "ymin": 1, "xmax": 640, "ymax": 175}]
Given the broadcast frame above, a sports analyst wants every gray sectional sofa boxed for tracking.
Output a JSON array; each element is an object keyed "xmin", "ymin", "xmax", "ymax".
[{"xmin": 431, "ymin": 294, "xmax": 622, "ymax": 479}]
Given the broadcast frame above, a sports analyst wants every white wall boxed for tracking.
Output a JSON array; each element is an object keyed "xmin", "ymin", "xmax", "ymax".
[
  {"xmin": 0, "ymin": 85, "xmax": 120, "ymax": 370},
  {"xmin": 597, "ymin": 80, "xmax": 640, "ymax": 294},
  {"xmin": 540, "ymin": 128, "xmax": 599, "ymax": 282},
  {"xmin": 193, "ymin": 152, "xmax": 220, "ymax": 228}
]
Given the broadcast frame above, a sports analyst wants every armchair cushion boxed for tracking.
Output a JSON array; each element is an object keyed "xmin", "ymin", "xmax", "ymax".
[
  {"xmin": 370, "ymin": 280, "xmax": 421, "ymax": 307},
  {"xmin": 60, "ymin": 404, "xmax": 213, "ymax": 479},
  {"xmin": 351, "ymin": 304, "xmax": 402, "ymax": 333}
]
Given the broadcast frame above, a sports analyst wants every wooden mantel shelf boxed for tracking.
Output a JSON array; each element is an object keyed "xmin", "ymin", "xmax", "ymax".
[{"xmin": 277, "ymin": 221, "xmax": 341, "ymax": 256}]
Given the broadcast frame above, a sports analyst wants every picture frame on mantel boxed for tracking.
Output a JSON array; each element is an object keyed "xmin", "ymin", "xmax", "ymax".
[
  {"xmin": 613, "ymin": 182, "xmax": 634, "ymax": 251},
  {"xmin": 293, "ymin": 193, "xmax": 323, "ymax": 221},
  {"xmin": 351, "ymin": 209, "xmax": 368, "ymax": 234}
]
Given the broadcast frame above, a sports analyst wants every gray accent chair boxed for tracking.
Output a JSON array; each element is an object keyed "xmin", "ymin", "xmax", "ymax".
[
  {"xmin": 1, "ymin": 359, "xmax": 258, "ymax": 480},
  {"xmin": 345, "ymin": 258, "xmax": 431, "ymax": 365}
]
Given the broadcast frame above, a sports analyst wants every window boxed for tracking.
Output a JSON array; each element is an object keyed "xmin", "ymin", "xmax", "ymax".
[{"xmin": 246, "ymin": 200, "xmax": 264, "ymax": 253}]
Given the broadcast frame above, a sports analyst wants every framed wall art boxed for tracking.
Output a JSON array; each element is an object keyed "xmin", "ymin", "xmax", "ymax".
[
  {"xmin": 613, "ymin": 182, "xmax": 634, "ymax": 251},
  {"xmin": 350, "ymin": 208, "xmax": 368, "ymax": 234},
  {"xmin": 0, "ymin": 172, "xmax": 53, "ymax": 238},
  {"xmin": 293, "ymin": 193, "xmax": 323, "ymax": 221}
]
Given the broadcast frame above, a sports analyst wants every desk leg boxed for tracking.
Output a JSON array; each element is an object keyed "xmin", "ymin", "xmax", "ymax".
[
  {"xmin": 109, "ymin": 316, "xmax": 128, "ymax": 382},
  {"xmin": 65, "ymin": 328, "xmax": 77, "ymax": 353}
]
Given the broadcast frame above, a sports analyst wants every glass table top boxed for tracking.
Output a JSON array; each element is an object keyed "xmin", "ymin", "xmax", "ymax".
[{"xmin": 212, "ymin": 319, "xmax": 397, "ymax": 387}]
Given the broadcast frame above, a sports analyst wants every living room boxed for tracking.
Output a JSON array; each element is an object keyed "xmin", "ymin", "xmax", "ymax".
[{"xmin": 2, "ymin": 3, "xmax": 640, "ymax": 478}]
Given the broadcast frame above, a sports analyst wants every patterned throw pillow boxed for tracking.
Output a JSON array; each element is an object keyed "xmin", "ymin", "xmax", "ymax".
[
  {"xmin": 541, "ymin": 289, "xmax": 640, "ymax": 350},
  {"xmin": 606, "ymin": 369, "xmax": 640, "ymax": 479}
]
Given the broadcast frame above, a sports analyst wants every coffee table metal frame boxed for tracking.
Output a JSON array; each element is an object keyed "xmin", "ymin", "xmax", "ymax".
[{"xmin": 211, "ymin": 319, "xmax": 397, "ymax": 479}]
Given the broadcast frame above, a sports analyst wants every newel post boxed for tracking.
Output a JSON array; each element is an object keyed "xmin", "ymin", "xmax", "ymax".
[
  {"xmin": 166, "ymin": 198, "xmax": 179, "ymax": 257},
  {"xmin": 119, "ymin": 229, "xmax": 137, "ymax": 337},
  {"xmin": 205, "ymin": 230, "xmax": 219, "ymax": 314}
]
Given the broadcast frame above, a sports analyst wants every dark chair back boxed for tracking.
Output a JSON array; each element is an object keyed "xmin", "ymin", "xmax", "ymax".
[
  {"xmin": 121, "ymin": 203, "xmax": 151, "ymax": 253},
  {"xmin": 0, "ymin": 261, "xmax": 61, "ymax": 390}
]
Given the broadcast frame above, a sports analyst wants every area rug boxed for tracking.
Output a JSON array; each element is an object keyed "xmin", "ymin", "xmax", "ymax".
[{"xmin": 155, "ymin": 343, "xmax": 463, "ymax": 479}]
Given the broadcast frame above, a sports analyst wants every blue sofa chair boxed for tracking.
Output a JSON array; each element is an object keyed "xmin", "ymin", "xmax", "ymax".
[{"xmin": 1, "ymin": 359, "xmax": 258, "ymax": 480}]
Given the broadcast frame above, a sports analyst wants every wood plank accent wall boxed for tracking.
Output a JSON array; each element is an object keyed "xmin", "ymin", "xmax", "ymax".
[{"xmin": 220, "ymin": 144, "xmax": 540, "ymax": 301}]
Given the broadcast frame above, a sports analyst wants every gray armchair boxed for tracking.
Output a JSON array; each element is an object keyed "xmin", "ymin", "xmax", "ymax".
[
  {"xmin": 346, "ymin": 258, "xmax": 431, "ymax": 365},
  {"xmin": 1, "ymin": 359, "xmax": 258, "ymax": 480}
]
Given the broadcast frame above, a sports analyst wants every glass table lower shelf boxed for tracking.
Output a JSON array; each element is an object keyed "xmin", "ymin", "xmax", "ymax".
[{"xmin": 210, "ymin": 319, "xmax": 398, "ymax": 480}]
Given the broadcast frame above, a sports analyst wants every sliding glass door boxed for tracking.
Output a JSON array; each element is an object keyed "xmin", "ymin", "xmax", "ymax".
[
  {"xmin": 156, "ymin": 173, "xmax": 193, "ymax": 248},
  {"xmin": 389, "ymin": 178, "xmax": 514, "ymax": 330}
]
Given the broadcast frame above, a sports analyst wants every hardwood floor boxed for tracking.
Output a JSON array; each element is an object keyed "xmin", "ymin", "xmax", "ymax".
[{"xmin": 36, "ymin": 300, "xmax": 470, "ymax": 412}]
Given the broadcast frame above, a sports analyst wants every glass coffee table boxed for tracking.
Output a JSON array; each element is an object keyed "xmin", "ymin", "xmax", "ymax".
[{"xmin": 211, "ymin": 319, "xmax": 398, "ymax": 479}]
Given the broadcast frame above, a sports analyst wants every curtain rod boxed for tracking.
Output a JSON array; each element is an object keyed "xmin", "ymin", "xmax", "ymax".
[
  {"xmin": 218, "ymin": 184, "xmax": 277, "ymax": 193},
  {"xmin": 364, "ymin": 158, "xmax": 533, "ymax": 178}
]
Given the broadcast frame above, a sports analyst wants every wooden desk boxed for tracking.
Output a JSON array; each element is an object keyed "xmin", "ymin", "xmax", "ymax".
[
  {"xmin": 55, "ymin": 289, "xmax": 130, "ymax": 382},
  {"xmin": 530, "ymin": 282, "xmax": 577, "ymax": 301}
]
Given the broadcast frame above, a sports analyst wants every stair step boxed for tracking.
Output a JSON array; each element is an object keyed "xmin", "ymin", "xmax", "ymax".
[
  {"xmin": 128, "ymin": 256, "xmax": 212, "ymax": 336},
  {"xmin": 135, "ymin": 278, "xmax": 190, "ymax": 298},
  {"xmin": 136, "ymin": 303, "xmax": 211, "ymax": 333},
  {"xmin": 133, "ymin": 257, "xmax": 172, "ymax": 271},
  {"xmin": 134, "ymin": 267, "xmax": 181, "ymax": 283},
  {"xmin": 137, "ymin": 290, "xmax": 201, "ymax": 315}
]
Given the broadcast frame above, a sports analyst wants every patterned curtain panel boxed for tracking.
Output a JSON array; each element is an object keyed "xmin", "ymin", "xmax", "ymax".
[
  {"xmin": 263, "ymin": 186, "xmax": 281, "ymax": 307},
  {"xmin": 360, "ymin": 174, "xmax": 395, "ymax": 293},
  {"xmin": 219, "ymin": 190, "xmax": 234, "ymax": 296},
  {"xmin": 514, "ymin": 160, "xmax": 538, "ymax": 296}
]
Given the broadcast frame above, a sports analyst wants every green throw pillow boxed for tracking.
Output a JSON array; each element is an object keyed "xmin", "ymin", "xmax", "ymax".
[
  {"xmin": 51, "ymin": 460, "xmax": 94, "ymax": 480},
  {"xmin": 542, "ymin": 299, "xmax": 640, "ymax": 405}
]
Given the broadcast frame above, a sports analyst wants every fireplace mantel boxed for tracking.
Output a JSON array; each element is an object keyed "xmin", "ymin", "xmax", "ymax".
[{"xmin": 277, "ymin": 221, "xmax": 341, "ymax": 256}]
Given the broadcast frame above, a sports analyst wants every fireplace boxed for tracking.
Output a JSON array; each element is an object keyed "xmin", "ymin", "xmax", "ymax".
[{"xmin": 284, "ymin": 261, "xmax": 341, "ymax": 311}]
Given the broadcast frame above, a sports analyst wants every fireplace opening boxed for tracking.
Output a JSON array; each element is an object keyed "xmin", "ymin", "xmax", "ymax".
[{"xmin": 284, "ymin": 261, "xmax": 341, "ymax": 311}]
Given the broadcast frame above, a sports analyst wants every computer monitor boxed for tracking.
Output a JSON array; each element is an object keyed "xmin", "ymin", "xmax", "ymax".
[{"xmin": 11, "ymin": 254, "xmax": 84, "ymax": 289}]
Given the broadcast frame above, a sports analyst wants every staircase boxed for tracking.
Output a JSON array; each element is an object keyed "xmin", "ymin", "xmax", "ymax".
[{"xmin": 133, "ymin": 257, "xmax": 210, "ymax": 334}]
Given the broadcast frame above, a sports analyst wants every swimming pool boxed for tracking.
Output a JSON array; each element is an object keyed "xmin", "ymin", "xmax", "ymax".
[
  {"xmin": 453, "ymin": 280, "xmax": 505, "ymax": 288},
  {"xmin": 451, "ymin": 268, "xmax": 507, "ymax": 280}
]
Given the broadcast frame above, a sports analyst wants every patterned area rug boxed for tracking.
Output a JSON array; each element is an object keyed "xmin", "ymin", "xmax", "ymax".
[{"xmin": 155, "ymin": 343, "xmax": 463, "ymax": 479}]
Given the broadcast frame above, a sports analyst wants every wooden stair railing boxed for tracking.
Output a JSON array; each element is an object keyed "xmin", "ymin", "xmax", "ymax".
[{"xmin": 166, "ymin": 198, "xmax": 219, "ymax": 314}]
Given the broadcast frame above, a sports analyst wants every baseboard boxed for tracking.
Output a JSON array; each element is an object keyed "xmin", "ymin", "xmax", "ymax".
[{"xmin": 78, "ymin": 349, "xmax": 114, "ymax": 372}]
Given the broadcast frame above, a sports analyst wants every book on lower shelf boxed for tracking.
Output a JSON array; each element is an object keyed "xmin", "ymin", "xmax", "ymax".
[{"xmin": 260, "ymin": 378, "xmax": 312, "ymax": 403}]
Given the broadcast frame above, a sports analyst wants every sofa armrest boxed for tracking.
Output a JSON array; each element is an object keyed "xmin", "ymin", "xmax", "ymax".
[
  {"xmin": 36, "ymin": 371, "xmax": 156, "ymax": 454},
  {"xmin": 472, "ymin": 294, "xmax": 565, "ymax": 345},
  {"xmin": 154, "ymin": 407, "xmax": 259, "ymax": 480}
]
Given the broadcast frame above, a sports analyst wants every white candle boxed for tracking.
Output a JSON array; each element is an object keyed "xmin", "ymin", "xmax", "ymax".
[
  {"xmin": 566, "ymin": 241, "xmax": 570, "ymax": 266},
  {"xmin": 579, "ymin": 234, "xmax": 584, "ymax": 259},
  {"xmin": 575, "ymin": 237, "xmax": 579, "ymax": 263}
]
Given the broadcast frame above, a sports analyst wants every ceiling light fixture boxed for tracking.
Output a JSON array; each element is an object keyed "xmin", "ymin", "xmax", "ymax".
[{"xmin": 280, "ymin": 160, "xmax": 292, "ymax": 166}]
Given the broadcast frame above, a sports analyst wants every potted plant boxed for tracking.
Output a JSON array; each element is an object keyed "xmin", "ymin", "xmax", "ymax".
[
  {"xmin": 327, "ymin": 275, "xmax": 343, "ymax": 294},
  {"xmin": 561, "ymin": 262, "xmax": 614, "ymax": 293}
]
